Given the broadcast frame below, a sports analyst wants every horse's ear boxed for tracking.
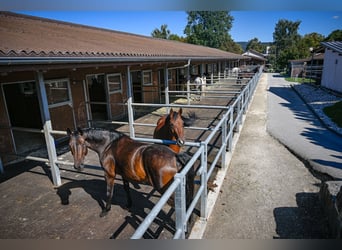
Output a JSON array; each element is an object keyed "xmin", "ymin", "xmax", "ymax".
[
  {"xmin": 66, "ymin": 128, "xmax": 72, "ymax": 136},
  {"xmin": 77, "ymin": 127, "xmax": 83, "ymax": 135},
  {"xmin": 178, "ymin": 108, "xmax": 183, "ymax": 116},
  {"xmin": 169, "ymin": 108, "xmax": 174, "ymax": 116}
]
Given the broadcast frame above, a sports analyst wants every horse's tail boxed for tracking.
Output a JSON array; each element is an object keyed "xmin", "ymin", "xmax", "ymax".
[
  {"xmin": 176, "ymin": 152, "xmax": 195, "ymax": 210},
  {"xmin": 182, "ymin": 111, "xmax": 197, "ymax": 127}
]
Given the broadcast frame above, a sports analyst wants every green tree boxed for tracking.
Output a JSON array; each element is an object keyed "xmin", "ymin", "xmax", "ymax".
[
  {"xmin": 273, "ymin": 19, "xmax": 301, "ymax": 71},
  {"xmin": 168, "ymin": 34, "xmax": 187, "ymax": 42},
  {"xmin": 245, "ymin": 37, "xmax": 265, "ymax": 53},
  {"xmin": 324, "ymin": 29, "xmax": 342, "ymax": 41},
  {"xmin": 273, "ymin": 19, "xmax": 301, "ymax": 51},
  {"xmin": 184, "ymin": 11, "xmax": 234, "ymax": 49},
  {"xmin": 151, "ymin": 24, "xmax": 170, "ymax": 39},
  {"xmin": 220, "ymin": 36, "xmax": 243, "ymax": 54},
  {"xmin": 297, "ymin": 32, "xmax": 324, "ymax": 58},
  {"xmin": 151, "ymin": 24, "xmax": 187, "ymax": 42}
]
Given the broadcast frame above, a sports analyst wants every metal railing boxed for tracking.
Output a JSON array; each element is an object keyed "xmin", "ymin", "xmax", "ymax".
[
  {"xmin": 130, "ymin": 68, "xmax": 262, "ymax": 238},
  {"xmin": 1, "ymin": 67, "xmax": 262, "ymax": 239}
]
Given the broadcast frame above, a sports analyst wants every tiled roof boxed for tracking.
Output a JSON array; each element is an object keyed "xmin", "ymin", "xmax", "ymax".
[
  {"xmin": 321, "ymin": 41, "xmax": 342, "ymax": 54},
  {"xmin": 0, "ymin": 12, "xmax": 245, "ymax": 62}
]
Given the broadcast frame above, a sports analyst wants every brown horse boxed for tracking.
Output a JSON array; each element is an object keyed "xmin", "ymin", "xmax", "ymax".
[
  {"xmin": 67, "ymin": 127, "xmax": 194, "ymax": 217},
  {"xmin": 153, "ymin": 108, "xmax": 197, "ymax": 153}
]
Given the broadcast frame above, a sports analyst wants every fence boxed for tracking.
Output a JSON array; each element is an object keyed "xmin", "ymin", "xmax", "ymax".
[
  {"xmin": 0, "ymin": 67, "xmax": 262, "ymax": 238},
  {"xmin": 130, "ymin": 68, "xmax": 262, "ymax": 238}
]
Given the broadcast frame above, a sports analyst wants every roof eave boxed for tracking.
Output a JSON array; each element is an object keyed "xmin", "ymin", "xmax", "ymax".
[{"xmin": 0, "ymin": 55, "xmax": 247, "ymax": 66}]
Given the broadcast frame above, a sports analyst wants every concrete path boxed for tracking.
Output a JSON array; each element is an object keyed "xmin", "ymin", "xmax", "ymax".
[
  {"xmin": 267, "ymin": 74, "xmax": 342, "ymax": 180},
  {"xmin": 200, "ymin": 73, "xmax": 330, "ymax": 239}
]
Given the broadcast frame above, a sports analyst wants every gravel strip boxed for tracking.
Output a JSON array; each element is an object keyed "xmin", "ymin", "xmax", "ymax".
[{"xmin": 292, "ymin": 83, "xmax": 342, "ymax": 135}]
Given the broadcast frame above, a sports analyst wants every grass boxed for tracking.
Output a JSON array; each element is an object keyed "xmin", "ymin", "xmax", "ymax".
[
  {"xmin": 323, "ymin": 101, "xmax": 342, "ymax": 128},
  {"xmin": 285, "ymin": 77, "xmax": 312, "ymax": 83}
]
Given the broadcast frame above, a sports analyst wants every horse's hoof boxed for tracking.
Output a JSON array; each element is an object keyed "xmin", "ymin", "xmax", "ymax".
[
  {"xmin": 99, "ymin": 208, "xmax": 110, "ymax": 217},
  {"xmin": 99, "ymin": 211, "xmax": 107, "ymax": 217}
]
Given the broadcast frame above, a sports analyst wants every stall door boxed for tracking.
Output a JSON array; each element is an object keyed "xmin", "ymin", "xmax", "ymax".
[{"xmin": 130, "ymin": 71, "xmax": 142, "ymax": 103}]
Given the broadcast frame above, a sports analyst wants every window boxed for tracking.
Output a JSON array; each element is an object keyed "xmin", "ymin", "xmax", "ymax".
[
  {"xmin": 45, "ymin": 79, "xmax": 71, "ymax": 107},
  {"xmin": 207, "ymin": 64, "xmax": 212, "ymax": 73},
  {"xmin": 107, "ymin": 73, "xmax": 122, "ymax": 93},
  {"xmin": 168, "ymin": 69, "xmax": 172, "ymax": 81},
  {"xmin": 142, "ymin": 70, "xmax": 152, "ymax": 85},
  {"xmin": 191, "ymin": 65, "xmax": 198, "ymax": 75}
]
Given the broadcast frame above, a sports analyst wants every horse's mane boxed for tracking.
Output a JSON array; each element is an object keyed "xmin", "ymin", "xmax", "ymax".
[{"xmin": 82, "ymin": 127, "xmax": 124, "ymax": 143}]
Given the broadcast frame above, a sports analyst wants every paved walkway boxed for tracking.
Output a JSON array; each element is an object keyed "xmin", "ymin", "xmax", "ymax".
[
  {"xmin": 196, "ymin": 73, "xmax": 336, "ymax": 238},
  {"xmin": 267, "ymin": 74, "xmax": 342, "ymax": 180}
]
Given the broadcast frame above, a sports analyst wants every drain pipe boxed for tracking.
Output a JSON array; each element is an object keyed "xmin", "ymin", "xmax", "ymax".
[
  {"xmin": 186, "ymin": 59, "xmax": 191, "ymax": 105},
  {"xmin": 126, "ymin": 65, "xmax": 135, "ymax": 138}
]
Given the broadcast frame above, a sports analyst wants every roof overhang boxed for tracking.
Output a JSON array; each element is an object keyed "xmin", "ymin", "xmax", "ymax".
[{"xmin": 0, "ymin": 55, "xmax": 250, "ymax": 73}]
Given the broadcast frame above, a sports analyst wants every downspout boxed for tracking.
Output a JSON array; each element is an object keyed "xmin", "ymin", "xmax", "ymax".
[{"xmin": 126, "ymin": 65, "xmax": 135, "ymax": 138}]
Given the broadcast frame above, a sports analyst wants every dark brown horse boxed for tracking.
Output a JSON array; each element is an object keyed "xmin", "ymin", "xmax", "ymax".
[
  {"xmin": 67, "ymin": 127, "xmax": 194, "ymax": 217},
  {"xmin": 153, "ymin": 108, "xmax": 197, "ymax": 153}
]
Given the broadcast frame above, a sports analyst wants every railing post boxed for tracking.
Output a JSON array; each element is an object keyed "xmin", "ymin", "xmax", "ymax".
[
  {"xmin": 221, "ymin": 115, "xmax": 227, "ymax": 168},
  {"xmin": 200, "ymin": 142, "xmax": 208, "ymax": 220},
  {"xmin": 174, "ymin": 173, "xmax": 186, "ymax": 239},
  {"xmin": 228, "ymin": 107, "xmax": 234, "ymax": 151},
  {"xmin": 233, "ymin": 97, "xmax": 241, "ymax": 133}
]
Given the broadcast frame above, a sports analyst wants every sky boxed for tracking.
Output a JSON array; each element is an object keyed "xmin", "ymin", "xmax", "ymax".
[{"xmin": 14, "ymin": 11, "xmax": 342, "ymax": 43}]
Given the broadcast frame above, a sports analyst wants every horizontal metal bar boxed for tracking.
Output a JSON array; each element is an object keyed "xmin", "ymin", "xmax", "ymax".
[
  {"xmin": 50, "ymin": 130, "xmax": 67, "ymax": 135},
  {"xmin": 24, "ymin": 155, "xmax": 50, "ymax": 163},
  {"xmin": 11, "ymin": 127, "xmax": 44, "ymax": 133},
  {"xmin": 130, "ymin": 102, "xmax": 230, "ymax": 110},
  {"xmin": 133, "ymin": 136, "xmax": 201, "ymax": 148},
  {"xmin": 166, "ymin": 90, "xmax": 240, "ymax": 94}
]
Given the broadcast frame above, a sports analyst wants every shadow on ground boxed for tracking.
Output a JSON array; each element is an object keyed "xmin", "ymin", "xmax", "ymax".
[{"xmin": 273, "ymin": 192, "xmax": 329, "ymax": 239}]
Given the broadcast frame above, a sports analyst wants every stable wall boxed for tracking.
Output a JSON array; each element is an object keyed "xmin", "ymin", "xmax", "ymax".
[{"xmin": 321, "ymin": 49, "xmax": 342, "ymax": 93}]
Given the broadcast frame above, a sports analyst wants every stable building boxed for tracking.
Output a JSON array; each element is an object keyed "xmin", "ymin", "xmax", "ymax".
[
  {"xmin": 321, "ymin": 41, "xmax": 342, "ymax": 93},
  {"xmin": 0, "ymin": 12, "xmax": 249, "ymax": 182}
]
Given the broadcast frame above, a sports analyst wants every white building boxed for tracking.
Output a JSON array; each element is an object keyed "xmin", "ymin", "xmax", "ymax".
[{"xmin": 321, "ymin": 41, "xmax": 342, "ymax": 93}]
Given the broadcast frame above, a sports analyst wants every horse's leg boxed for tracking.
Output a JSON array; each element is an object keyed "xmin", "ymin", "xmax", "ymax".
[
  {"xmin": 123, "ymin": 179, "xmax": 132, "ymax": 208},
  {"xmin": 100, "ymin": 173, "xmax": 115, "ymax": 217}
]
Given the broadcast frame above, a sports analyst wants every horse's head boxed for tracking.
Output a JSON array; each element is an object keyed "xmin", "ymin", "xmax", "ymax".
[
  {"xmin": 168, "ymin": 108, "xmax": 185, "ymax": 146},
  {"xmin": 67, "ymin": 127, "xmax": 88, "ymax": 171}
]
